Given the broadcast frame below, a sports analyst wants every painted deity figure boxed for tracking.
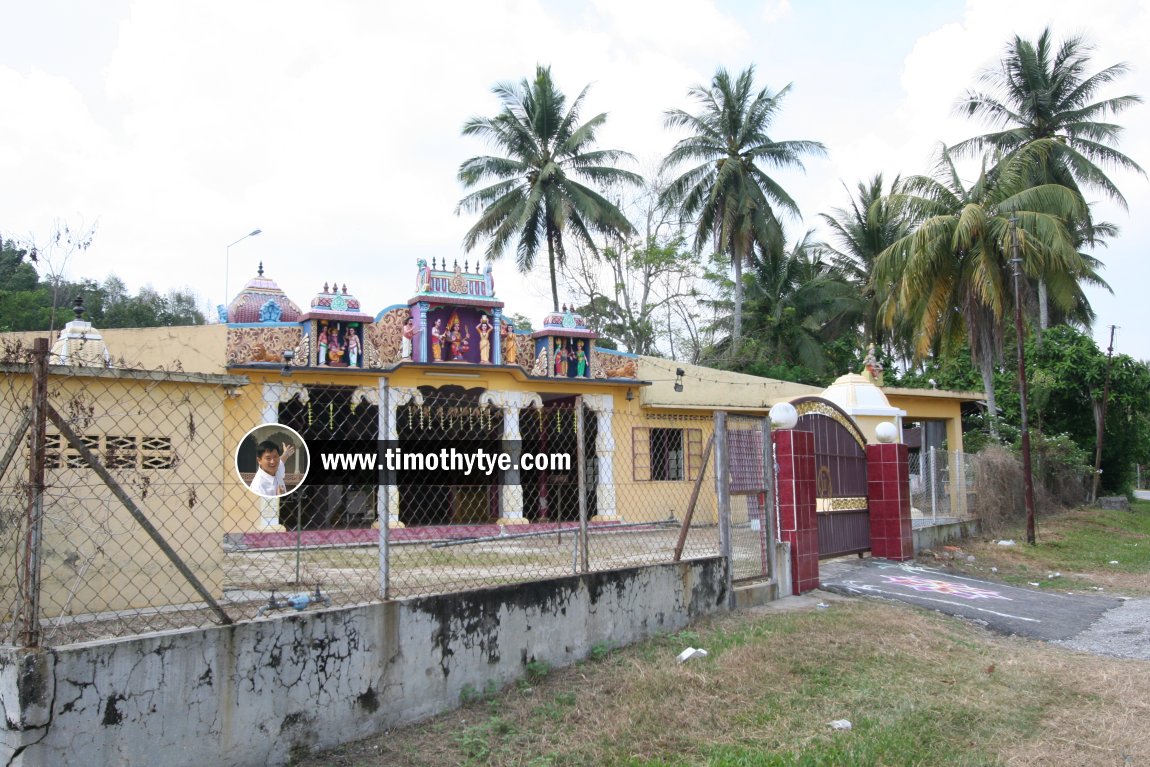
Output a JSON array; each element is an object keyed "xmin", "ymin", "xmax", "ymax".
[
  {"xmin": 416, "ymin": 258, "xmax": 431, "ymax": 292},
  {"xmin": 459, "ymin": 324, "xmax": 471, "ymax": 358},
  {"xmin": 483, "ymin": 263, "xmax": 495, "ymax": 297},
  {"xmin": 554, "ymin": 339, "xmax": 569, "ymax": 377},
  {"xmin": 500, "ymin": 319, "xmax": 517, "ymax": 364},
  {"xmin": 430, "ymin": 319, "xmax": 443, "ymax": 361},
  {"xmin": 317, "ymin": 322, "xmax": 329, "ymax": 365},
  {"xmin": 327, "ymin": 324, "xmax": 345, "ymax": 366},
  {"xmin": 477, "ymin": 315, "xmax": 493, "ymax": 363},
  {"xmin": 446, "ymin": 321, "xmax": 462, "ymax": 361},
  {"xmin": 576, "ymin": 340, "xmax": 587, "ymax": 377},
  {"xmin": 400, "ymin": 316, "xmax": 414, "ymax": 360},
  {"xmin": 345, "ymin": 326, "xmax": 361, "ymax": 367}
]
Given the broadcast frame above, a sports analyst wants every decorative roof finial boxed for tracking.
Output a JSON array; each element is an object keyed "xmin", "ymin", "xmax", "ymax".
[
  {"xmin": 323, "ymin": 282, "xmax": 329, "ymax": 293},
  {"xmin": 342, "ymin": 283, "xmax": 348, "ymax": 294},
  {"xmin": 257, "ymin": 261, "xmax": 264, "ymax": 277},
  {"xmin": 72, "ymin": 295, "xmax": 85, "ymax": 320}
]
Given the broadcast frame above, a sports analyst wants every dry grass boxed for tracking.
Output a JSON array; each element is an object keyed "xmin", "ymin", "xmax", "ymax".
[
  {"xmin": 921, "ymin": 500, "xmax": 1150, "ymax": 596},
  {"xmin": 294, "ymin": 600, "xmax": 1150, "ymax": 767}
]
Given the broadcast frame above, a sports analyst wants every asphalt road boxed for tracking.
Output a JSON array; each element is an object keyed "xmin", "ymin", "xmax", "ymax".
[{"xmin": 819, "ymin": 558, "xmax": 1122, "ymax": 642}]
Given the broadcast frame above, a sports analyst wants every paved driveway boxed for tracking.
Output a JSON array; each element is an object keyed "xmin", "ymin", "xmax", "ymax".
[{"xmin": 819, "ymin": 558, "xmax": 1121, "ymax": 642}]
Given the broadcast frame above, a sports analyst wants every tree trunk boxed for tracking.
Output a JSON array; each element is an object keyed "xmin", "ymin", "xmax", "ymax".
[
  {"xmin": 1037, "ymin": 278, "xmax": 1049, "ymax": 342},
  {"xmin": 980, "ymin": 354, "xmax": 998, "ymax": 438},
  {"xmin": 731, "ymin": 250, "xmax": 744, "ymax": 358},
  {"xmin": 547, "ymin": 232, "xmax": 559, "ymax": 312}
]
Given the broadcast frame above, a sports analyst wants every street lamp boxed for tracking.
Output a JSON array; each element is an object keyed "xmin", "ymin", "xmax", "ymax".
[
  {"xmin": 224, "ymin": 229, "xmax": 263, "ymax": 315},
  {"xmin": 1009, "ymin": 217, "xmax": 1037, "ymax": 545}
]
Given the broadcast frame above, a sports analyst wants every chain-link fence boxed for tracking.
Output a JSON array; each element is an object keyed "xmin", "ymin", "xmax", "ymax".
[
  {"xmin": 908, "ymin": 447, "xmax": 976, "ymax": 526},
  {"xmin": 2, "ymin": 343, "xmax": 738, "ymax": 647},
  {"xmin": 722, "ymin": 414, "xmax": 776, "ymax": 582}
]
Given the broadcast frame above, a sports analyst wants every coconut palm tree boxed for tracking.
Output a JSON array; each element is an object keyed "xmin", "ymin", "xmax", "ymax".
[
  {"xmin": 819, "ymin": 173, "xmax": 912, "ymax": 361},
  {"xmin": 703, "ymin": 230, "xmax": 861, "ymax": 379},
  {"xmin": 876, "ymin": 143, "xmax": 1090, "ymax": 434},
  {"xmin": 457, "ymin": 66, "xmax": 642, "ymax": 311},
  {"xmin": 953, "ymin": 27, "xmax": 1144, "ymax": 328},
  {"xmin": 659, "ymin": 66, "xmax": 825, "ymax": 355}
]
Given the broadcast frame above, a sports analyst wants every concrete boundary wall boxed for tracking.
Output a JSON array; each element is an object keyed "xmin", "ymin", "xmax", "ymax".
[{"xmin": 1, "ymin": 559, "xmax": 727, "ymax": 767}]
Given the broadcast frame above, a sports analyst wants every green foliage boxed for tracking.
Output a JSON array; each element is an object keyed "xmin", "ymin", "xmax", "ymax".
[
  {"xmin": 660, "ymin": 65, "xmax": 826, "ymax": 353},
  {"xmin": 1022, "ymin": 326, "xmax": 1150, "ymax": 494},
  {"xmin": 524, "ymin": 659, "xmax": 551, "ymax": 683},
  {"xmin": 699, "ymin": 232, "xmax": 864, "ymax": 385},
  {"xmin": 0, "ymin": 238, "xmax": 205, "ymax": 331},
  {"xmin": 457, "ymin": 65, "xmax": 641, "ymax": 311}
]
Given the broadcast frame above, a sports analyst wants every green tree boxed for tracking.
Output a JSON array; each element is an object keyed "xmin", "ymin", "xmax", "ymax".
[
  {"xmin": 660, "ymin": 65, "xmax": 825, "ymax": 356},
  {"xmin": 876, "ymin": 143, "xmax": 1090, "ymax": 434},
  {"xmin": 954, "ymin": 27, "xmax": 1144, "ymax": 329},
  {"xmin": 1014, "ymin": 326, "xmax": 1150, "ymax": 494},
  {"xmin": 819, "ymin": 173, "xmax": 911, "ymax": 359},
  {"xmin": 457, "ymin": 65, "xmax": 641, "ymax": 311},
  {"xmin": 703, "ymin": 231, "xmax": 862, "ymax": 383}
]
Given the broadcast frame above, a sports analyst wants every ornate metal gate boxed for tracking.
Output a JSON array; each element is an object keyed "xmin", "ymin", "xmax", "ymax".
[{"xmin": 793, "ymin": 397, "xmax": 870, "ymax": 559}]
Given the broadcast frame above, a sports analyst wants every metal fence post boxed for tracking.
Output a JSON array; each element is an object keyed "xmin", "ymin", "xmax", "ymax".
[
  {"xmin": 929, "ymin": 446, "xmax": 938, "ymax": 522},
  {"xmin": 760, "ymin": 417, "xmax": 777, "ymax": 586},
  {"xmin": 380, "ymin": 382, "xmax": 391, "ymax": 600},
  {"xmin": 575, "ymin": 396, "xmax": 589, "ymax": 573},
  {"xmin": 713, "ymin": 412, "xmax": 733, "ymax": 608},
  {"xmin": 20, "ymin": 338, "xmax": 49, "ymax": 647}
]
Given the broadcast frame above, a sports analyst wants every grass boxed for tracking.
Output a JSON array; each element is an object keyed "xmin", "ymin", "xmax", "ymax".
[
  {"xmin": 923, "ymin": 499, "xmax": 1150, "ymax": 595},
  {"xmin": 292, "ymin": 598, "xmax": 1150, "ymax": 767}
]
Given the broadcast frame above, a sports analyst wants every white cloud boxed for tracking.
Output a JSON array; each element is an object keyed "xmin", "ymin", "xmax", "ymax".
[{"xmin": 2, "ymin": 0, "xmax": 1148, "ymax": 360}]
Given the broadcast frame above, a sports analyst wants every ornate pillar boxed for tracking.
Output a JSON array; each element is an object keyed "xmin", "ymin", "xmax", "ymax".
[
  {"xmin": 256, "ymin": 383, "xmax": 310, "ymax": 532},
  {"xmin": 480, "ymin": 390, "xmax": 542, "ymax": 525},
  {"xmin": 867, "ymin": 442, "xmax": 913, "ymax": 561},
  {"xmin": 581, "ymin": 393, "xmax": 618, "ymax": 522},
  {"xmin": 774, "ymin": 428, "xmax": 818, "ymax": 594},
  {"xmin": 351, "ymin": 384, "xmax": 384, "ymax": 529},
  {"xmin": 492, "ymin": 307, "xmax": 503, "ymax": 365},
  {"xmin": 413, "ymin": 301, "xmax": 429, "ymax": 363},
  {"xmin": 379, "ymin": 385, "xmax": 423, "ymax": 528}
]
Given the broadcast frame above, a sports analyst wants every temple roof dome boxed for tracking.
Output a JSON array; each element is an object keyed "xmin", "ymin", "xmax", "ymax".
[{"xmin": 226, "ymin": 263, "xmax": 302, "ymax": 324}]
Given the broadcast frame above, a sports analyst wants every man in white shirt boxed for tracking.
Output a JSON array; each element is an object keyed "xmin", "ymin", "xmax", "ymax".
[{"xmin": 249, "ymin": 441, "xmax": 285, "ymax": 497}]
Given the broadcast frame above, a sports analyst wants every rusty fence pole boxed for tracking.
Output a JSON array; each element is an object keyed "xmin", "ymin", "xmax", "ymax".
[
  {"xmin": 760, "ymin": 417, "xmax": 777, "ymax": 585},
  {"xmin": 713, "ymin": 412, "xmax": 733, "ymax": 609},
  {"xmin": 575, "ymin": 397, "xmax": 589, "ymax": 574},
  {"xmin": 21, "ymin": 338, "xmax": 49, "ymax": 647}
]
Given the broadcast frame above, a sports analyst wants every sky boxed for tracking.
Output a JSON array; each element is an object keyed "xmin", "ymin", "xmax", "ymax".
[{"xmin": 2, "ymin": 0, "xmax": 1148, "ymax": 362}]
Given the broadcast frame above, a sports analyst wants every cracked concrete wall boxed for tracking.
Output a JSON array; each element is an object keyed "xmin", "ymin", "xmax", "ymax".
[{"xmin": 0, "ymin": 558, "xmax": 727, "ymax": 767}]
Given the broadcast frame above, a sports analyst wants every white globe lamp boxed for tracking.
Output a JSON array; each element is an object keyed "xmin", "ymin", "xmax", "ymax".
[
  {"xmin": 875, "ymin": 421, "xmax": 898, "ymax": 444},
  {"xmin": 769, "ymin": 402, "xmax": 799, "ymax": 430}
]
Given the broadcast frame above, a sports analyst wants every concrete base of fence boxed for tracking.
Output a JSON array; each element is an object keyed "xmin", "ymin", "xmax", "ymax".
[
  {"xmin": 912, "ymin": 519, "xmax": 981, "ymax": 552},
  {"xmin": 0, "ymin": 558, "xmax": 727, "ymax": 767},
  {"xmin": 731, "ymin": 542, "xmax": 791, "ymax": 609}
]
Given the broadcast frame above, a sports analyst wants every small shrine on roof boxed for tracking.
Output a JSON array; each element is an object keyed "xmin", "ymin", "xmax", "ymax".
[
  {"xmin": 408, "ymin": 257, "xmax": 505, "ymax": 365},
  {"xmin": 300, "ymin": 282, "xmax": 374, "ymax": 368},
  {"xmin": 50, "ymin": 295, "xmax": 112, "ymax": 367},
  {"xmin": 531, "ymin": 305, "xmax": 596, "ymax": 379},
  {"xmin": 223, "ymin": 262, "xmax": 302, "ymax": 324}
]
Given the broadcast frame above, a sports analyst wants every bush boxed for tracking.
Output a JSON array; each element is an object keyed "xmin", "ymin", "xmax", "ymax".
[{"xmin": 971, "ymin": 431, "xmax": 1092, "ymax": 532}]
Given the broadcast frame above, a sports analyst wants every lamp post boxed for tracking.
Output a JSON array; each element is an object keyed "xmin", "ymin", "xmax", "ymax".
[
  {"xmin": 1010, "ymin": 217, "xmax": 1037, "ymax": 545},
  {"xmin": 224, "ymin": 229, "xmax": 262, "ymax": 314}
]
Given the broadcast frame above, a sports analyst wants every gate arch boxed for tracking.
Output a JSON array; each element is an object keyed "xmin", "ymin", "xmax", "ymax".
[{"xmin": 791, "ymin": 396, "xmax": 870, "ymax": 559}]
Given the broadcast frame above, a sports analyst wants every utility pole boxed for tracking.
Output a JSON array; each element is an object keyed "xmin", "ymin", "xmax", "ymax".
[
  {"xmin": 1010, "ymin": 218, "xmax": 1037, "ymax": 545},
  {"xmin": 1091, "ymin": 325, "xmax": 1117, "ymax": 502}
]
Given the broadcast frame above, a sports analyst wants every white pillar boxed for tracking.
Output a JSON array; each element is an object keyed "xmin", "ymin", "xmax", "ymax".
[
  {"xmin": 256, "ymin": 383, "xmax": 310, "ymax": 531},
  {"xmin": 582, "ymin": 393, "xmax": 618, "ymax": 521},
  {"xmin": 380, "ymin": 386, "xmax": 424, "ymax": 528},
  {"xmin": 480, "ymin": 390, "xmax": 542, "ymax": 525}
]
